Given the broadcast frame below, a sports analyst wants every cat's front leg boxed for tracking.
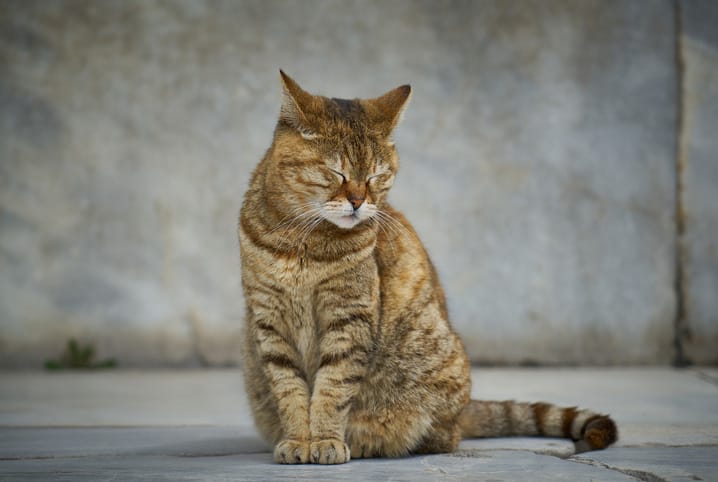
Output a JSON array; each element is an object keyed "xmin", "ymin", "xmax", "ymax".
[
  {"xmin": 257, "ymin": 336, "xmax": 312, "ymax": 463},
  {"xmin": 258, "ymin": 347, "xmax": 312, "ymax": 463},
  {"xmin": 309, "ymin": 326, "xmax": 370, "ymax": 464},
  {"xmin": 246, "ymin": 290, "xmax": 312, "ymax": 463},
  {"xmin": 309, "ymin": 268, "xmax": 378, "ymax": 464}
]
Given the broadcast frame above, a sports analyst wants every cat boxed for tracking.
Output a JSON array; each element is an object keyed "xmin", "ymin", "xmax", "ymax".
[{"xmin": 238, "ymin": 71, "xmax": 617, "ymax": 464}]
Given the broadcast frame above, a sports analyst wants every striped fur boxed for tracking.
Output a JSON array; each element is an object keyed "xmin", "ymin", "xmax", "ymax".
[
  {"xmin": 239, "ymin": 72, "xmax": 617, "ymax": 465},
  {"xmin": 458, "ymin": 400, "xmax": 617, "ymax": 451}
]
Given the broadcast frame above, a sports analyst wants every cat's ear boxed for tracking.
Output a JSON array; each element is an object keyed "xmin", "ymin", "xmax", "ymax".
[
  {"xmin": 366, "ymin": 84, "xmax": 412, "ymax": 137},
  {"xmin": 279, "ymin": 70, "xmax": 318, "ymax": 139}
]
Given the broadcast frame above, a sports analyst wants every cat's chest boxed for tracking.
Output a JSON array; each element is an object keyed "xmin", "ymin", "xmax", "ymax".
[
  {"xmin": 272, "ymin": 251, "xmax": 340, "ymax": 287},
  {"xmin": 286, "ymin": 289, "xmax": 316, "ymax": 364}
]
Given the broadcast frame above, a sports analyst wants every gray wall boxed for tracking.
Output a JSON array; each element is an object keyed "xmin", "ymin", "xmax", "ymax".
[
  {"xmin": 680, "ymin": 0, "xmax": 718, "ymax": 364},
  {"xmin": 0, "ymin": 0, "xmax": 715, "ymax": 367}
]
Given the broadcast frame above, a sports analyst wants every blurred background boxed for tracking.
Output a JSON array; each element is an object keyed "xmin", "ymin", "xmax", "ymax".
[{"xmin": 0, "ymin": 0, "xmax": 716, "ymax": 368}]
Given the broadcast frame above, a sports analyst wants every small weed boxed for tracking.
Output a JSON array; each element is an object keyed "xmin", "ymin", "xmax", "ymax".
[{"xmin": 44, "ymin": 338, "xmax": 117, "ymax": 370}]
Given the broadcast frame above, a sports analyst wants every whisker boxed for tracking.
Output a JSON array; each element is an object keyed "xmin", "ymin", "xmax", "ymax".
[
  {"xmin": 287, "ymin": 213, "xmax": 323, "ymax": 250},
  {"xmin": 298, "ymin": 216, "xmax": 325, "ymax": 247},
  {"xmin": 267, "ymin": 202, "xmax": 319, "ymax": 235},
  {"xmin": 275, "ymin": 210, "xmax": 322, "ymax": 237},
  {"xmin": 371, "ymin": 217, "xmax": 397, "ymax": 257},
  {"xmin": 272, "ymin": 205, "xmax": 323, "ymax": 239},
  {"xmin": 279, "ymin": 207, "xmax": 324, "ymax": 249},
  {"xmin": 374, "ymin": 210, "xmax": 410, "ymax": 238}
]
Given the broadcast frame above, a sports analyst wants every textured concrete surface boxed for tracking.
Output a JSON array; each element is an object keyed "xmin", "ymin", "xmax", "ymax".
[
  {"xmin": 680, "ymin": 0, "xmax": 718, "ymax": 364},
  {"xmin": 0, "ymin": 0, "xmax": 712, "ymax": 367},
  {"xmin": 1, "ymin": 368, "xmax": 717, "ymax": 481}
]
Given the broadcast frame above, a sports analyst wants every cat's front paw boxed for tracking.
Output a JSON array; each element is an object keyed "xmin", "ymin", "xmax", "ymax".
[
  {"xmin": 274, "ymin": 439, "xmax": 310, "ymax": 464},
  {"xmin": 310, "ymin": 438, "xmax": 350, "ymax": 464}
]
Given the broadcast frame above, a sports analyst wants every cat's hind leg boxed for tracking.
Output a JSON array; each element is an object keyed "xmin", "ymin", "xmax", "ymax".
[
  {"xmin": 346, "ymin": 407, "xmax": 436, "ymax": 458},
  {"xmin": 412, "ymin": 422, "xmax": 462, "ymax": 455}
]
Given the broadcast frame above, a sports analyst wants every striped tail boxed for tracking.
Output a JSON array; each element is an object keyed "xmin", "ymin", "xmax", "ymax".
[{"xmin": 458, "ymin": 400, "xmax": 617, "ymax": 451}]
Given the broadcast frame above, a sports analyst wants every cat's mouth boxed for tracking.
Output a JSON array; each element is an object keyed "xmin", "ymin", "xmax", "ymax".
[{"xmin": 320, "ymin": 201, "xmax": 376, "ymax": 230}]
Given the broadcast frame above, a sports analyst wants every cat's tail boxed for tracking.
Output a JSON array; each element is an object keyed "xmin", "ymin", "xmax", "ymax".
[{"xmin": 457, "ymin": 400, "xmax": 617, "ymax": 451}]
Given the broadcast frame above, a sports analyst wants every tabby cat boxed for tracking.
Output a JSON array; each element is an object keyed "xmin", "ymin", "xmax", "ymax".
[{"xmin": 238, "ymin": 71, "xmax": 617, "ymax": 464}]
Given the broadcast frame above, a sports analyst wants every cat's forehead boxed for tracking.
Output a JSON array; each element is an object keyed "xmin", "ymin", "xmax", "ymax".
[
  {"xmin": 329, "ymin": 97, "xmax": 364, "ymax": 118},
  {"xmin": 318, "ymin": 130, "xmax": 384, "ymax": 163},
  {"xmin": 315, "ymin": 97, "xmax": 372, "ymax": 133}
]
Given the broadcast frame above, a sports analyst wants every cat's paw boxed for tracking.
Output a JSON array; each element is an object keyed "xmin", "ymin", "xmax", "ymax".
[
  {"xmin": 273, "ymin": 439, "xmax": 310, "ymax": 464},
  {"xmin": 310, "ymin": 438, "xmax": 350, "ymax": 464}
]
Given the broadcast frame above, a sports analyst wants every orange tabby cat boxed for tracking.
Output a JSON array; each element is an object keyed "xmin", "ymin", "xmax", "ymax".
[{"xmin": 238, "ymin": 71, "xmax": 617, "ymax": 464}]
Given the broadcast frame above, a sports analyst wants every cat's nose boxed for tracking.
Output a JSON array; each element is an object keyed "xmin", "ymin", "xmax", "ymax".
[{"xmin": 348, "ymin": 194, "xmax": 365, "ymax": 210}]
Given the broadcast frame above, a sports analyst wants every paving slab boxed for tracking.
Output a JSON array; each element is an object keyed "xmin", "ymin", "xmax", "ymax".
[
  {"xmin": 1, "ymin": 368, "xmax": 717, "ymax": 481},
  {"xmin": 0, "ymin": 370, "xmax": 251, "ymax": 426},
  {"xmin": 0, "ymin": 451, "xmax": 641, "ymax": 482},
  {"xmin": 572, "ymin": 446, "xmax": 718, "ymax": 482},
  {"xmin": 0, "ymin": 427, "xmax": 267, "ymax": 459}
]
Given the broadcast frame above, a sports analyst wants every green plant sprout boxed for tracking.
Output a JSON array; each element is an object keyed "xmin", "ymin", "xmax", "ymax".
[{"xmin": 44, "ymin": 338, "xmax": 117, "ymax": 370}]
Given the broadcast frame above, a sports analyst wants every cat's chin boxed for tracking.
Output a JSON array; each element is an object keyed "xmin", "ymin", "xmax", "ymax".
[{"xmin": 327, "ymin": 214, "xmax": 363, "ymax": 230}]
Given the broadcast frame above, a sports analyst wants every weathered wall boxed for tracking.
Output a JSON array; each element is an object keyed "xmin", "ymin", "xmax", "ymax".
[
  {"xmin": 680, "ymin": 0, "xmax": 718, "ymax": 364},
  {"xmin": 0, "ymin": 0, "xmax": 713, "ymax": 366}
]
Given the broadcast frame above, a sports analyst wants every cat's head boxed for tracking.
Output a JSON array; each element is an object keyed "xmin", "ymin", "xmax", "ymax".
[{"xmin": 266, "ymin": 71, "xmax": 411, "ymax": 230}]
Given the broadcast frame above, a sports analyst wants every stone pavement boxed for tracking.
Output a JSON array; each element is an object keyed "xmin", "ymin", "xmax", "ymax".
[{"xmin": 1, "ymin": 368, "xmax": 717, "ymax": 481}]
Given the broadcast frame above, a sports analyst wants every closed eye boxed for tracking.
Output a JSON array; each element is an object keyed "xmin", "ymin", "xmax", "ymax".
[
  {"xmin": 328, "ymin": 168, "xmax": 346, "ymax": 181},
  {"xmin": 367, "ymin": 172, "xmax": 388, "ymax": 182}
]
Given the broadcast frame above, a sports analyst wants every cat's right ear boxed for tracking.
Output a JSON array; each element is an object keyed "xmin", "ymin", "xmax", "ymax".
[{"xmin": 279, "ymin": 70, "xmax": 318, "ymax": 139}]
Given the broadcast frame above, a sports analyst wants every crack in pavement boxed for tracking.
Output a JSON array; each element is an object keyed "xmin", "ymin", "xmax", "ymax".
[
  {"xmin": 451, "ymin": 446, "xmax": 711, "ymax": 482},
  {"xmin": 694, "ymin": 369, "xmax": 718, "ymax": 387},
  {"xmin": 568, "ymin": 456, "xmax": 670, "ymax": 482},
  {"xmin": 449, "ymin": 447, "xmax": 571, "ymax": 459},
  {"xmin": 449, "ymin": 448, "xmax": 674, "ymax": 481},
  {"xmin": 618, "ymin": 443, "xmax": 718, "ymax": 449}
]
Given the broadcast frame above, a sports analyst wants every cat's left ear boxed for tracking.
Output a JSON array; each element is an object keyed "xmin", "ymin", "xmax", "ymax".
[{"xmin": 365, "ymin": 84, "xmax": 412, "ymax": 137}]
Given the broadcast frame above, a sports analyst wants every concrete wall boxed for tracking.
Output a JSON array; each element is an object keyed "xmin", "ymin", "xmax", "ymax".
[
  {"xmin": 680, "ymin": 0, "xmax": 718, "ymax": 364},
  {"xmin": 0, "ymin": 0, "xmax": 714, "ymax": 367}
]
